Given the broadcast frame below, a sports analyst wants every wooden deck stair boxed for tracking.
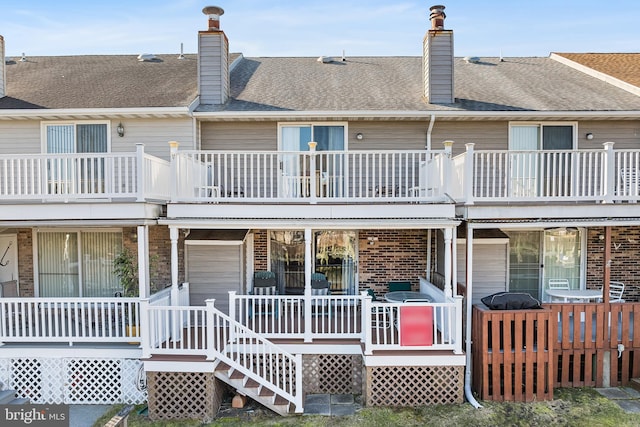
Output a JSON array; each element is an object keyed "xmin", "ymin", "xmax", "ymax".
[
  {"xmin": 213, "ymin": 362, "xmax": 295, "ymax": 416},
  {"xmin": 0, "ymin": 389, "xmax": 30, "ymax": 405}
]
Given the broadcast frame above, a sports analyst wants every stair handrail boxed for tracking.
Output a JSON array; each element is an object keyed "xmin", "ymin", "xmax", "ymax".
[{"xmin": 205, "ymin": 299, "xmax": 303, "ymax": 413}]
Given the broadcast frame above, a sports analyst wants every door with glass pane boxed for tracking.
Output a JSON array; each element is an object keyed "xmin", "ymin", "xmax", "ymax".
[
  {"xmin": 542, "ymin": 228, "xmax": 581, "ymax": 301},
  {"xmin": 37, "ymin": 230, "xmax": 122, "ymax": 297},
  {"xmin": 506, "ymin": 231, "xmax": 541, "ymax": 299},
  {"xmin": 509, "ymin": 124, "xmax": 573, "ymax": 197},
  {"xmin": 270, "ymin": 230, "xmax": 357, "ymax": 295},
  {"xmin": 315, "ymin": 231, "xmax": 357, "ymax": 295},
  {"xmin": 45, "ymin": 123, "xmax": 108, "ymax": 194},
  {"xmin": 279, "ymin": 125, "xmax": 345, "ymax": 198}
]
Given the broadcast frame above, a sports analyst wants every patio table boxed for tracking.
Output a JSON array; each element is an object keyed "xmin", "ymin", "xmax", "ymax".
[
  {"xmin": 384, "ymin": 291, "xmax": 432, "ymax": 303},
  {"xmin": 545, "ymin": 289, "xmax": 602, "ymax": 303}
]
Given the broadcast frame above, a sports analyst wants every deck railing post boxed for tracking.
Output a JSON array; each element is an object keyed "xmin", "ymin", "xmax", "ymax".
[
  {"xmin": 170, "ymin": 283, "xmax": 181, "ymax": 343},
  {"xmin": 139, "ymin": 298, "xmax": 151, "ymax": 358},
  {"xmin": 454, "ymin": 295, "xmax": 464, "ymax": 354},
  {"xmin": 228, "ymin": 291, "xmax": 237, "ymax": 344},
  {"xmin": 464, "ymin": 143, "xmax": 474, "ymax": 205},
  {"xmin": 135, "ymin": 143, "xmax": 145, "ymax": 202},
  {"xmin": 168, "ymin": 141, "xmax": 179, "ymax": 203},
  {"xmin": 442, "ymin": 140, "xmax": 453, "ymax": 197},
  {"xmin": 602, "ymin": 142, "xmax": 615, "ymax": 203},
  {"xmin": 308, "ymin": 142, "xmax": 318, "ymax": 204},
  {"xmin": 205, "ymin": 299, "xmax": 216, "ymax": 360},
  {"xmin": 294, "ymin": 354, "xmax": 304, "ymax": 413},
  {"xmin": 362, "ymin": 291, "xmax": 373, "ymax": 355}
]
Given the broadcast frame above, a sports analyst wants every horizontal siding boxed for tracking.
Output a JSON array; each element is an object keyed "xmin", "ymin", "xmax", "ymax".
[
  {"xmin": 432, "ymin": 121, "xmax": 508, "ymax": 154},
  {"xmin": 201, "ymin": 122, "xmax": 277, "ymax": 151},
  {"xmin": 111, "ymin": 118, "xmax": 194, "ymax": 159},
  {"xmin": 199, "ymin": 33, "xmax": 227, "ymax": 105},
  {"xmin": 576, "ymin": 120, "xmax": 640, "ymax": 150},
  {"xmin": 0, "ymin": 121, "xmax": 42, "ymax": 154},
  {"xmin": 457, "ymin": 241, "xmax": 509, "ymax": 305},
  {"xmin": 349, "ymin": 121, "xmax": 429, "ymax": 150}
]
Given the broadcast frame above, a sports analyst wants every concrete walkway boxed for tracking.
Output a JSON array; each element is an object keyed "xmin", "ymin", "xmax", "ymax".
[
  {"xmin": 303, "ymin": 394, "xmax": 361, "ymax": 416},
  {"xmin": 596, "ymin": 387, "xmax": 640, "ymax": 413}
]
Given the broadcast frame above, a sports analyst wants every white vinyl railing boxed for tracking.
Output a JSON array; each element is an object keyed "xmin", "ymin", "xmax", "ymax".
[
  {"xmin": 0, "ymin": 144, "xmax": 170, "ymax": 202},
  {"xmin": 452, "ymin": 142, "xmax": 640, "ymax": 204},
  {"xmin": 0, "ymin": 297, "xmax": 140, "ymax": 345},
  {"xmin": 142, "ymin": 299, "xmax": 303, "ymax": 412},
  {"xmin": 172, "ymin": 149, "xmax": 450, "ymax": 203},
  {"xmin": 229, "ymin": 293, "xmax": 363, "ymax": 342}
]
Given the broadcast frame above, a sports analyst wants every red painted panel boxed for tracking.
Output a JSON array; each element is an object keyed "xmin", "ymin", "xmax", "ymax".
[{"xmin": 400, "ymin": 306, "xmax": 433, "ymax": 346}]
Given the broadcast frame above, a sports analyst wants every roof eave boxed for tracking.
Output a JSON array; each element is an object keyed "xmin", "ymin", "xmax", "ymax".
[{"xmin": 0, "ymin": 106, "xmax": 193, "ymax": 121}]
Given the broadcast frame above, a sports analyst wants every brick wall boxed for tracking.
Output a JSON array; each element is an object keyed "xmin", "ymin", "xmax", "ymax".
[
  {"xmin": 587, "ymin": 226, "xmax": 640, "ymax": 301},
  {"xmin": 358, "ymin": 229, "xmax": 428, "ymax": 297},
  {"xmin": 17, "ymin": 229, "xmax": 33, "ymax": 297},
  {"xmin": 253, "ymin": 230, "xmax": 268, "ymax": 271}
]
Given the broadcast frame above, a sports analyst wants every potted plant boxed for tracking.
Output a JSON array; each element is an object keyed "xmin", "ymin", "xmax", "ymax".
[{"xmin": 112, "ymin": 248, "xmax": 139, "ymax": 338}]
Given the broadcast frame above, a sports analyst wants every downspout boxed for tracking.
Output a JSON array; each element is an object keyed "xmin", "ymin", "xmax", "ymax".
[
  {"xmin": 426, "ymin": 114, "xmax": 435, "ymax": 150},
  {"xmin": 465, "ymin": 223, "xmax": 482, "ymax": 408}
]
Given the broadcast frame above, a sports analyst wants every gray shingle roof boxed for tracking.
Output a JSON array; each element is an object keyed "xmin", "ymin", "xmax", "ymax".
[
  {"xmin": 219, "ymin": 56, "xmax": 640, "ymax": 112},
  {"xmin": 3, "ymin": 52, "xmax": 640, "ymax": 113},
  {"xmin": 0, "ymin": 54, "xmax": 199, "ymax": 109}
]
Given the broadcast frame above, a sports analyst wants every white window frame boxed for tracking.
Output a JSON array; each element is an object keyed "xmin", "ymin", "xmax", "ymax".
[
  {"xmin": 40, "ymin": 120, "xmax": 112, "ymax": 153},
  {"xmin": 277, "ymin": 122, "xmax": 349, "ymax": 151},
  {"xmin": 32, "ymin": 227, "xmax": 123, "ymax": 297},
  {"xmin": 508, "ymin": 121, "xmax": 578, "ymax": 150}
]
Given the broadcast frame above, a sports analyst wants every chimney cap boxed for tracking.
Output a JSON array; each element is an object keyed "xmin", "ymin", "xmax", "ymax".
[{"xmin": 202, "ymin": 6, "xmax": 224, "ymax": 17}]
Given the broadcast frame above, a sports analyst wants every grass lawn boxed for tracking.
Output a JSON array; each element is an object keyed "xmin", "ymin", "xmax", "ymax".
[{"xmin": 95, "ymin": 388, "xmax": 640, "ymax": 427}]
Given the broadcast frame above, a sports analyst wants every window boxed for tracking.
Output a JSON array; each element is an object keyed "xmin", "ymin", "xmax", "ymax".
[
  {"xmin": 36, "ymin": 229, "xmax": 123, "ymax": 297},
  {"xmin": 279, "ymin": 124, "xmax": 346, "ymax": 152},
  {"xmin": 44, "ymin": 122, "xmax": 109, "ymax": 154}
]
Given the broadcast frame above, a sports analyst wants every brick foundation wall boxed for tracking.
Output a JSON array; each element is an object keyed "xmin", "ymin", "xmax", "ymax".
[{"xmin": 587, "ymin": 226, "xmax": 640, "ymax": 301}]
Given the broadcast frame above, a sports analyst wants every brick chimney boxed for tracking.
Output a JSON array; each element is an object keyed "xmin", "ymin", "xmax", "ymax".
[
  {"xmin": 0, "ymin": 36, "xmax": 5, "ymax": 98},
  {"xmin": 423, "ymin": 5, "xmax": 454, "ymax": 103},
  {"xmin": 198, "ymin": 6, "xmax": 229, "ymax": 105}
]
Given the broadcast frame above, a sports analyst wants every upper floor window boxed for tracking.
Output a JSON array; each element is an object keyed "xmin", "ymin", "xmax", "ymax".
[
  {"xmin": 509, "ymin": 123, "xmax": 575, "ymax": 151},
  {"xmin": 279, "ymin": 124, "xmax": 346, "ymax": 151},
  {"xmin": 43, "ymin": 122, "xmax": 109, "ymax": 154}
]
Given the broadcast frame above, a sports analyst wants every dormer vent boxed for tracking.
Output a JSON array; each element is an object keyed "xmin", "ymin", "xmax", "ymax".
[{"xmin": 137, "ymin": 53, "xmax": 158, "ymax": 62}]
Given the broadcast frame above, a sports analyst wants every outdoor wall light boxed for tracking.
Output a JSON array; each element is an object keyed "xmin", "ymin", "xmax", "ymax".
[
  {"xmin": 586, "ymin": 133, "xmax": 594, "ymax": 140},
  {"xmin": 355, "ymin": 133, "xmax": 364, "ymax": 140},
  {"xmin": 116, "ymin": 123, "xmax": 125, "ymax": 137}
]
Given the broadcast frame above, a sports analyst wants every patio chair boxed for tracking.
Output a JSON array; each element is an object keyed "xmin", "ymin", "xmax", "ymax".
[
  {"xmin": 367, "ymin": 288, "xmax": 391, "ymax": 329},
  {"xmin": 609, "ymin": 281, "xmax": 625, "ymax": 303},
  {"xmin": 311, "ymin": 273, "xmax": 331, "ymax": 315},
  {"xmin": 249, "ymin": 271, "xmax": 278, "ymax": 317},
  {"xmin": 548, "ymin": 279, "xmax": 570, "ymax": 290},
  {"xmin": 388, "ymin": 281, "xmax": 412, "ymax": 292}
]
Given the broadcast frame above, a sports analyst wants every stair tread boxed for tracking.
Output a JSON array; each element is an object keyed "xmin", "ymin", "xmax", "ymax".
[
  {"xmin": 244, "ymin": 379, "xmax": 259, "ymax": 388},
  {"xmin": 259, "ymin": 388, "xmax": 275, "ymax": 397},
  {"xmin": 215, "ymin": 362, "xmax": 231, "ymax": 372},
  {"xmin": 229, "ymin": 370, "xmax": 245, "ymax": 380},
  {"xmin": 274, "ymin": 395, "xmax": 289, "ymax": 406}
]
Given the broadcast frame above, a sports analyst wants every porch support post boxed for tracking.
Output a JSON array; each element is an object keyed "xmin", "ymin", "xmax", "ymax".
[
  {"xmin": 464, "ymin": 143, "xmax": 475, "ymax": 205},
  {"xmin": 452, "ymin": 225, "xmax": 458, "ymax": 296},
  {"xmin": 137, "ymin": 225, "xmax": 149, "ymax": 299},
  {"xmin": 362, "ymin": 291, "xmax": 373, "ymax": 355},
  {"xmin": 602, "ymin": 142, "xmax": 615, "ymax": 204},
  {"xmin": 426, "ymin": 229, "xmax": 432, "ymax": 281},
  {"xmin": 135, "ymin": 143, "xmax": 145, "ymax": 202},
  {"xmin": 603, "ymin": 226, "xmax": 611, "ymax": 306},
  {"xmin": 304, "ymin": 228, "xmax": 313, "ymax": 343},
  {"xmin": 444, "ymin": 227, "xmax": 453, "ymax": 298},
  {"xmin": 170, "ymin": 227, "xmax": 179, "ymax": 288}
]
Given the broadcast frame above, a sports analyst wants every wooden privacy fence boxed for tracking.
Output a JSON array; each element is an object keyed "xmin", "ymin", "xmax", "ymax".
[
  {"xmin": 473, "ymin": 302, "xmax": 640, "ymax": 402},
  {"xmin": 472, "ymin": 306, "xmax": 554, "ymax": 402}
]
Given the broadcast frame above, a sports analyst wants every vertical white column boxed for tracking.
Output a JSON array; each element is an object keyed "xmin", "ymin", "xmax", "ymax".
[
  {"xmin": 170, "ymin": 227, "xmax": 179, "ymax": 288},
  {"xmin": 444, "ymin": 227, "xmax": 453, "ymax": 298},
  {"xmin": 304, "ymin": 228, "xmax": 313, "ymax": 342},
  {"xmin": 137, "ymin": 225, "xmax": 149, "ymax": 298}
]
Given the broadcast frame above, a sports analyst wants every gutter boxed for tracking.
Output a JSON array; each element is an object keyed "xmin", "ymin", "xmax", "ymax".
[{"xmin": 0, "ymin": 106, "xmax": 192, "ymax": 120}]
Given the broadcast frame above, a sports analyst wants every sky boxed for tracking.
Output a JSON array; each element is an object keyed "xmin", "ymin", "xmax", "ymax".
[{"xmin": 1, "ymin": 0, "xmax": 640, "ymax": 59}]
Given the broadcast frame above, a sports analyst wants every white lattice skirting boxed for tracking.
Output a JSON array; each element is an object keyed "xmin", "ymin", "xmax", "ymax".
[{"xmin": 0, "ymin": 357, "xmax": 147, "ymax": 404}]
